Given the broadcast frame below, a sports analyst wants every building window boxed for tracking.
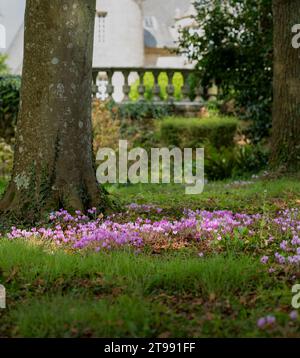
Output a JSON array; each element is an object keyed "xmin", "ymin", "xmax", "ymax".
[
  {"xmin": 96, "ymin": 11, "xmax": 107, "ymax": 43},
  {"xmin": 144, "ymin": 16, "xmax": 158, "ymax": 31},
  {"xmin": 144, "ymin": 16, "xmax": 153, "ymax": 28}
]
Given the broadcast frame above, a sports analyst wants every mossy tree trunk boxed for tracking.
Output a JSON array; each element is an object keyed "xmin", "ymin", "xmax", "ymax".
[
  {"xmin": 0, "ymin": 0, "xmax": 110, "ymax": 222},
  {"xmin": 271, "ymin": 0, "xmax": 300, "ymax": 170}
]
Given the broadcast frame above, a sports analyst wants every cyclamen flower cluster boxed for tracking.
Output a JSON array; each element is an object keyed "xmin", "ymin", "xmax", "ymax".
[
  {"xmin": 257, "ymin": 311, "xmax": 299, "ymax": 330},
  {"xmin": 126, "ymin": 203, "xmax": 163, "ymax": 214},
  {"xmin": 260, "ymin": 208, "xmax": 300, "ymax": 269},
  {"xmin": 257, "ymin": 315, "xmax": 276, "ymax": 329},
  {"xmin": 6, "ymin": 207, "xmax": 300, "ymax": 262},
  {"xmin": 7, "ymin": 207, "xmax": 260, "ymax": 252}
]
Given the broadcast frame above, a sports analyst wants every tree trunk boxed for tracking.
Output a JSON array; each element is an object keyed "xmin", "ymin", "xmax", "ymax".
[
  {"xmin": 0, "ymin": 0, "xmax": 111, "ymax": 222},
  {"xmin": 271, "ymin": 0, "xmax": 300, "ymax": 170}
]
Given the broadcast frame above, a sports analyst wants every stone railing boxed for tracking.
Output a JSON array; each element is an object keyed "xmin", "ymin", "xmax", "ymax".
[{"xmin": 92, "ymin": 67, "xmax": 218, "ymax": 107}]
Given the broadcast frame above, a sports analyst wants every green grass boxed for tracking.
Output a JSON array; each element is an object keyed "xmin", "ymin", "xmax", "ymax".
[
  {"xmin": 106, "ymin": 175, "xmax": 300, "ymax": 214},
  {"xmin": 10, "ymin": 295, "xmax": 163, "ymax": 338},
  {"xmin": 1, "ymin": 175, "xmax": 300, "ymax": 337},
  {"xmin": 0, "ymin": 239, "xmax": 294, "ymax": 338},
  {"xmin": 0, "ymin": 240, "xmax": 263, "ymax": 296}
]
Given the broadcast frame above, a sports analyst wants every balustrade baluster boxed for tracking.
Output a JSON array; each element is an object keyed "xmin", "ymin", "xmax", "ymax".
[
  {"xmin": 122, "ymin": 70, "xmax": 131, "ymax": 102},
  {"xmin": 152, "ymin": 70, "xmax": 161, "ymax": 102},
  {"xmin": 137, "ymin": 70, "xmax": 146, "ymax": 101},
  {"xmin": 92, "ymin": 71, "xmax": 98, "ymax": 99},
  {"xmin": 106, "ymin": 70, "xmax": 114, "ymax": 101},
  {"xmin": 194, "ymin": 82, "xmax": 204, "ymax": 104},
  {"xmin": 181, "ymin": 71, "xmax": 191, "ymax": 102},
  {"xmin": 92, "ymin": 67, "xmax": 205, "ymax": 113},
  {"xmin": 207, "ymin": 80, "xmax": 218, "ymax": 101},
  {"xmin": 166, "ymin": 70, "xmax": 175, "ymax": 103}
]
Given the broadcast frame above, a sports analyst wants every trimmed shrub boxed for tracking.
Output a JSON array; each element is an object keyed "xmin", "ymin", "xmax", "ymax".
[
  {"xmin": 0, "ymin": 75, "xmax": 21, "ymax": 142},
  {"xmin": 160, "ymin": 116, "xmax": 239, "ymax": 149}
]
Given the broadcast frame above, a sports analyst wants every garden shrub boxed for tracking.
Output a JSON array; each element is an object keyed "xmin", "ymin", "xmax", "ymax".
[
  {"xmin": 205, "ymin": 143, "xmax": 269, "ymax": 180},
  {"xmin": 160, "ymin": 116, "xmax": 239, "ymax": 149},
  {"xmin": 0, "ymin": 138, "xmax": 13, "ymax": 179},
  {"xmin": 92, "ymin": 100, "xmax": 121, "ymax": 153},
  {"xmin": 0, "ymin": 75, "xmax": 21, "ymax": 142},
  {"xmin": 108, "ymin": 100, "xmax": 172, "ymax": 121},
  {"xmin": 204, "ymin": 144, "xmax": 236, "ymax": 181},
  {"xmin": 178, "ymin": 0, "xmax": 273, "ymax": 142},
  {"xmin": 233, "ymin": 144, "xmax": 269, "ymax": 177},
  {"xmin": 94, "ymin": 100, "xmax": 161, "ymax": 151},
  {"xmin": 106, "ymin": 101, "xmax": 169, "ymax": 150}
]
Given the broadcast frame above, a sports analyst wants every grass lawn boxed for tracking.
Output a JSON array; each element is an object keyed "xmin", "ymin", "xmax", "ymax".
[{"xmin": 0, "ymin": 175, "xmax": 300, "ymax": 337}]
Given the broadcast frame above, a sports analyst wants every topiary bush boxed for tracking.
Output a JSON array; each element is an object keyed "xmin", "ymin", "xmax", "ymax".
[
  {"xmin": 0, "ymin": 75, "xmax": 21, "ymax": 142},
  {"xmin": 160, "ymin": 116, "xmax": 239, "ymax": 149}
]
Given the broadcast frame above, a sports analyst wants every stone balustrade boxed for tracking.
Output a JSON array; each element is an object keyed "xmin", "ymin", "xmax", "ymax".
[{"xmin": 92, "ymin": 67, "xmax": 218, "ymax": 109}]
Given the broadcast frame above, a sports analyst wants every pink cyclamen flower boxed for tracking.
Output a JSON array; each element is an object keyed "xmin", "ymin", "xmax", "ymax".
[
  {"xmin": 290, "ymin": 311, "xmax": 298, "ymax": 321},
  {"xmin": 257, "ymin": 315, "xmax": 276, "ymax": 329},
  {"xmin": 260, "ymin": 256, "xmax": 269, "ymax": 264},
  {"xmin": 257, "ymin": 317, "xmax": 266, "ymax": 328},
  {"xmin": 266, "ymin": 315, "xmax": 276, "ymax": 325}
]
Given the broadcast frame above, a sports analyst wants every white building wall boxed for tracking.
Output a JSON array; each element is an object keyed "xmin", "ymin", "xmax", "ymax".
[
  {"xmin": 0, "ymin": 0, "xmax": 26, "ymax": 73},
  {"xmin": 94, "ymin": 0, "xmax": 144, "ymax": 102},
  {"xmin": 93, "ymin": 0, "xmax": 144, "ymax": 67}
]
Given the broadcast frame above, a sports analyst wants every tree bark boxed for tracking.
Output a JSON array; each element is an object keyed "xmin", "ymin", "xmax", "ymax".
[
  {"xmin": 0, "ymin": 0, "xmax": 111, "ymax": 222},
  {"xmin": 271, "ymin": 0, "xmax": 300, "ymax": 170}
]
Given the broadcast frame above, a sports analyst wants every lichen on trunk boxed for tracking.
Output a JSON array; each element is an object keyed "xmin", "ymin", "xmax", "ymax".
[{"xmin": 0, "ymin": 0, "xmax": 113, "ymax": 222}]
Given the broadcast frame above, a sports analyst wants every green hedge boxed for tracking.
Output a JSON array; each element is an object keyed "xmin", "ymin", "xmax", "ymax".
[
  {"xmin": 0, "ymin": 75, "xmax": 21, "ymax": 141},
  {"xmin": 160, "ymin": 116, "xmax": 239, "ymax": 149}
]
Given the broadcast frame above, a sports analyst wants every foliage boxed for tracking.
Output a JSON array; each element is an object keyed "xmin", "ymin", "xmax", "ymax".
[
  {"xmin": 179, "ymin": 0, "xmax": 273, "ymax": 141},
  {"xmin": 106, "ymin": 101, "xmax": 170, "ymax": 150},
  {"xmin": 0, "ymin": 138, "xmax": 13, "ymax": 179},
  {"xmin": 0, "ymin": 75, "xmax": 21, "ymax": 142},
  {"xmin": 0, "ymin": 54, "xmax": 8, "ymax": 75},
  {"xmin": 92, "ymin": 100, "xmax": 121, "ymax": 153},
  {"xmin": 108, "ymin": 100, "xmax": 172, "ymax": 121},
  {"xmin": 204, "ymin": 145, "xmax": 236, "ymax": 180},
  {"xmin": 160, "ymin": 116, "xmax": 238, "ymax": 149},
  {"xmin": 104, "ymin": 100, "xmax": 163, "ymax": 150},
  {"xmin": 233, "ymin": 144, "xmax": 269, "ymax": 177},
  {"xmin": 204, "ymin": 143, "xmax": 269, "ymax": 180}
]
